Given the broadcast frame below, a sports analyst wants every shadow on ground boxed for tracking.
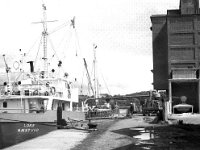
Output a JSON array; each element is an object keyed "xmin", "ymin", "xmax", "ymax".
[
  {"xmin": 71, "ymin": 119, "xmax": 117, "ymax": 150},
  {"xmin": 111, "ymin": 124, "xmax": 200, "ymax": 150}
]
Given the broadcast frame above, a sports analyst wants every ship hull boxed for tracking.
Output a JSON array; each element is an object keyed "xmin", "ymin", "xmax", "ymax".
[
  {"xmin": 0, "ymin": 111, "xmax": 85, "ymax": 149},
  {"xmin": 0, "ymin": 122, "xmax": 57, "ymax": 149}
]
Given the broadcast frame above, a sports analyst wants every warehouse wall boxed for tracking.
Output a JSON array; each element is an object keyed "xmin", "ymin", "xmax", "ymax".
[{"xmin": 151, "ymin": 17, "xmax": 168, "ymax": 90}]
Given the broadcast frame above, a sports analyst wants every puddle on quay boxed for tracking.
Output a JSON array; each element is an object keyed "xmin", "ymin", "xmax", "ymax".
[
  {"xmin": 130, "ymin": 127, "xmax": 144, "ymax": 131},
  {"xmin": 113, "ymin": 125, "xmax": 200, "ymax": 149},
  {"xmin": 133, "ymin": 127, "xmax": 157, "ymax": 139},
  {"xmin": 114, "ymin": 125, "xmax": 200, "ymax": 150},
  {"xmin": 132, "ymin": 127, "xmax": 157, "ymax": 146},
  {"xmin": 142, "ymin": 147, "xmax": 151, "ymax": 150},
  {"xmin": 134, "ymin": 132, "xmax": 154, "ymax": 140}
]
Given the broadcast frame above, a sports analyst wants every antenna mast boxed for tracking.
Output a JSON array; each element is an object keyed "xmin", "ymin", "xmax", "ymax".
[{"xmin": 42, "ymin": 4, "xmax": 48, "ymax": 77}]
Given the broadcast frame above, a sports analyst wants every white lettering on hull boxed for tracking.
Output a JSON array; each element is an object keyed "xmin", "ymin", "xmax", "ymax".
[{"xmin": 17, "ymin": 123, "xmax": 39, "ymax": 133}]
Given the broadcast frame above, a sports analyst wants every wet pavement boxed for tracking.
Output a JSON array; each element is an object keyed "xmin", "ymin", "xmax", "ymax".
[
  {"xmin": 73, "ymin": 115, "xmax": 200, "ymax": 150},
  {"xmin": 112, "ymin": 121, "xmax": 200, "ymax": 150},
  {"xmin": 5, "ymin": 115, "xmax": 200, "ymax": 150}
]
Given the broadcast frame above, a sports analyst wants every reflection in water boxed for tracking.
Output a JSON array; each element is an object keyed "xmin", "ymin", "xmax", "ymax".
[
  {"xmin": 133, "ymin": 127, "xmax": 157, "ymax": 146},
  {"xmin": 134, "ymin": 133, "xmax": 153, "ymax": 140},
  {"xmin": 130, "ymin": 127, "xmax": 144, "ymax": 131},
  {"xmin": 142, "ymin": 147, "xmax": 151, "ymax": 150}
]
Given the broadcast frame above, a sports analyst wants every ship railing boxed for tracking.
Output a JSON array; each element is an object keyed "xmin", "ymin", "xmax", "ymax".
[
  {"xmin": 1, "ymin": 90, "xmax": 65, "ymax": 98},
  {"xmin": 0, "ymin": 83, "xmax": 61, "ymax": 96},
  {"xmin": 85, "ymin": 108, "xmax": 132, "ymax": 119},
  {"xmin": 0, "ymin": 108, "xmax": 46, "ymax": 113},
  {"xmin": 85, "ymin": 109, "xmax": 114, "ymax": 119},
  {"xmin": 0, "ymin": 107, "xmax": 83, "ymax": 113}
]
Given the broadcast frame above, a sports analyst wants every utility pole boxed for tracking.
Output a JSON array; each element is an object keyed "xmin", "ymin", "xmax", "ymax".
[{"xmin": 93, "ymin": 44, "xmax": 98, "ymax": 105}]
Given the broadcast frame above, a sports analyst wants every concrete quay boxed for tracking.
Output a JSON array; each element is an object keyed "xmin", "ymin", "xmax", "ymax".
[
  {"xmin": 3, "ymin": 129, "xmax": 89, "ymax": 150},
  {"xmin": 168, "ymin": 113, "xmax": 200, "ymax": 124}
]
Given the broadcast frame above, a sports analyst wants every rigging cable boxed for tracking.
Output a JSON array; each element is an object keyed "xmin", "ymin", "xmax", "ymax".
[
  {"xmin": 48, "ymin": 24, "xmax": 73, "ymax": 64},
  {"xmin": 26, "ymin": 34, "xmax": 42, "ymax": 57},
  {"xmin": 100, "ymin": 72, "xmax": 111, "ymax": 95},
  {"xmin": 56, "ymin": 26, "xmax": 72, "ymax": 50},
  {"xmin": 74, "ymin": 28, "xmax": 82, "ymax": 57},
  {"xmin": 80, "ymin": 70, "xmax": 85, "ymax": 95},
  {"xmin": 55, "ymin": 28, "xmax": 73, "ymax": 61},
  {"xmin": 48, "ymin": 36, "xmax": 66, "ymax": 75},
  {"xmin": 48, "ymin": 20, "xmax": 73, "ymax": 63},
  {"xmin": 48, "ymin": 36, "xmax": 60, "ymax": 60},
  {"xmin": 34, "ymin": 35, "xmax": 43, "ymax": 69},
  {"xmin": 48, "ymin": 21, "xmax": 71, "ymax": 35}
]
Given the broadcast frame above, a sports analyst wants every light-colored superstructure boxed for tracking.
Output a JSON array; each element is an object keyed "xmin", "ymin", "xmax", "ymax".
[{"xmin": 0, "ymin": 4, "xmax": 84, "ymax": 149}]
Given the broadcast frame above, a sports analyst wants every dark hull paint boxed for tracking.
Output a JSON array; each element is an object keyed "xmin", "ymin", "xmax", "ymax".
[{"xmin": 0, "ymin": 122, "xmax": 57, "ymax": 149}]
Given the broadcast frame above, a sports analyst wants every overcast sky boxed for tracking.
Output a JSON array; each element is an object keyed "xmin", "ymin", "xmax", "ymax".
[{"xmin": 0, "ymin": 0, "xmax": 180, "ymax": 95}]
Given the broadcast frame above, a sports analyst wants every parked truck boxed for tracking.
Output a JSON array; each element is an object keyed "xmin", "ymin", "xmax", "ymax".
[
  {"xmin": 142, "ymin": 99, "xmax": 159, "ymax": 116},
  {"xmin": 142, "ymin": 90, "xmax": 163, "ymax": 116}
]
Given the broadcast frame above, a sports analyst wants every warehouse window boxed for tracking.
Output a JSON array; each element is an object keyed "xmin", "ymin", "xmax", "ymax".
[{"xmin": 3, "ymin": 101, "xmax": 7, "ymax": 108}]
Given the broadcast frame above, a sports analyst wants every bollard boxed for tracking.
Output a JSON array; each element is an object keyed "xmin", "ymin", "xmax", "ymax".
[{"xmin": 57, "ymin": 105, "xmax": 62, "ymax": 126}]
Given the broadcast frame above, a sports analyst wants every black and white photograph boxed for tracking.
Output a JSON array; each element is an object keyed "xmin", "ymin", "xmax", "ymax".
[{"xmin": 1, "ymin": 0, "xmax": 200, "ymax": 149}]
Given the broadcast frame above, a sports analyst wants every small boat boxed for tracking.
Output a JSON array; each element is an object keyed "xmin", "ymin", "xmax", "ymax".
[
  {"xmin": 0, "ymin": 4, "xmax": 85, "ymax": 149},
  {"xmin": 173, "ymin": 103, "xmax": 193, "ymax": 114}
]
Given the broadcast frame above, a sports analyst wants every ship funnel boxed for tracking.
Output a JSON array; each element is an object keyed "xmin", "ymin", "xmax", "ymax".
[{"xmin": 27, "ymin": 61, "xmax": 34, "ymax": 73}]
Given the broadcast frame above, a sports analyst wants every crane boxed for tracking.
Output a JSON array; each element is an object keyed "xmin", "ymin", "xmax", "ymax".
[
  {"xmin": 83, "ymin": 58, "xmax": 94, "ymax": 96},
  {"xmin": 2, "ymin": 54, "xmax": 11, "ymax": 93},
  {"xmin": 3, "ymin": 54, "xmax": 11, "ymax": 74}
]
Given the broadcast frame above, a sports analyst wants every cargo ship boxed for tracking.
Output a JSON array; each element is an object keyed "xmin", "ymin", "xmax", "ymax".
[{"xmin": 0, "ymin": 4, "xmax": 85, "ymax": 149}]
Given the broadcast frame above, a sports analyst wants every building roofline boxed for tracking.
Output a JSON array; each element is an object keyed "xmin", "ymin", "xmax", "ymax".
[
  {"xmin": 150, "ymin": 14, "xmax": 166, "ymax": 18},
  {"xmin": 151, "ymin": 12, "xmax": 200, "ymax": 19}
]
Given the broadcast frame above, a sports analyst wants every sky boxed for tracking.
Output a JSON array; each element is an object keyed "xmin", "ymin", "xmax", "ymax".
[{"xmin": 0, "ymin": 0, "xmax": 180, "ymax": 95}]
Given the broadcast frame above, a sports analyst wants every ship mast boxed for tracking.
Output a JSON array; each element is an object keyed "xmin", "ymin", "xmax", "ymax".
[
  {"xmin": 33, "ymin": 4, "xmax": 56, "ymax": 78},
  {"xmin": 93, "ymin": 44, "xmax": 98, "ymax": 105},
  {"xmin": 42, "ymin": 4, "xmax": 48, "ymax": 77}
]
